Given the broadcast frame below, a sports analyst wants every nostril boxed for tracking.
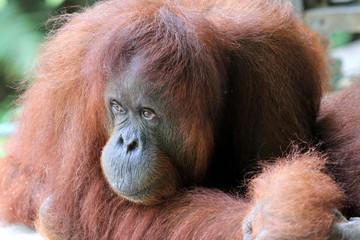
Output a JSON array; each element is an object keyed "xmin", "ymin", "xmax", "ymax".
[
  {"xmin": 119, "ymin": 136, "xmax": 124, "ymax": 145},
  {"xmin": 127, "ymin": 140, "xmax": 138, "ymax": 152}
]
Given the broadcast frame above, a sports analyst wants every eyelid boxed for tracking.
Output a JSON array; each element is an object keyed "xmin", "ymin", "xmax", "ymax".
[
  {"xmin": 142, "ymin": 108, "xmax": 157, "ymax": 120},
  {"xmin": 111, "ymin": 100, "xmax": 126, "ymax": 113}
]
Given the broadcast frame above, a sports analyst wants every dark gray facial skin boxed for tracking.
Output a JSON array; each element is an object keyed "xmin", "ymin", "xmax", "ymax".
[{"xmin": 101, "ymin": 67, "xmax": 184, "ymax": 205}]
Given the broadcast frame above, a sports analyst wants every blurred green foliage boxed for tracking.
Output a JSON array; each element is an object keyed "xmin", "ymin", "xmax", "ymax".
[
  {"xmin": 0, "ymin": 0, "xmax": 96, "ymax": 94},
  {"xmin": 0, "ymin": 137, "xmax": 6, "ymax": 157},
  {"xmin": 331, "ymin": 32, "xmax": 353, "ymax": 48}
]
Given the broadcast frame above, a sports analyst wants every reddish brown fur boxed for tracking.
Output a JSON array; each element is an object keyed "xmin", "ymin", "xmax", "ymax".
[
  {"xmin": 0, "ymin": 0, "xmax": 351, "ymax": 239},
  {"xmin": 243, "ymin": 152, "xmax": 343, "ymax": 239},
  {"xmin": 316, "ymin": 79, "xmax": 360, "ymax": 217}
]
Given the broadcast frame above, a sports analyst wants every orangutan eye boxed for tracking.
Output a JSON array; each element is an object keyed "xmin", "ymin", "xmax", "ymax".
[
  {"xmin": 142, "ymin": 108, "xmax": 156, "ymax": 120},
  {"xmin": 111, "ymin": 100, "xmax": 125, "ymax": 113}
]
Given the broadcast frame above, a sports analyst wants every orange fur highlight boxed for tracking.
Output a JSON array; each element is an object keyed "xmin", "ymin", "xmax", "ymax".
[{"xmin": 244, "ymin": 152, "xmax": 343, "ymax": 239}]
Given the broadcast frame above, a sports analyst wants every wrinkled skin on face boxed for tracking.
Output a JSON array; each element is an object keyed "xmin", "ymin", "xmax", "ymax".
[{"xmin": 101, "ymin": 64, "xmax": 192, "ymax": 205}]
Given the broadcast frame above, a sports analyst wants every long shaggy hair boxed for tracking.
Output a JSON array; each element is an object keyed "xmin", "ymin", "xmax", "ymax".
[{"xmin": 0, "ymin": 0, "xmax": 334, "ymax": 239}]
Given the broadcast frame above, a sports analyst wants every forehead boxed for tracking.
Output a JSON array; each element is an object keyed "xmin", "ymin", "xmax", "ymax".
[
  {"xmin": 105, "ymin": 60, "xmax": 164, "ymax": 106},
  {"xmin": 107, "ymin": 71, "xmax": 146, "ymax": 95}
]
